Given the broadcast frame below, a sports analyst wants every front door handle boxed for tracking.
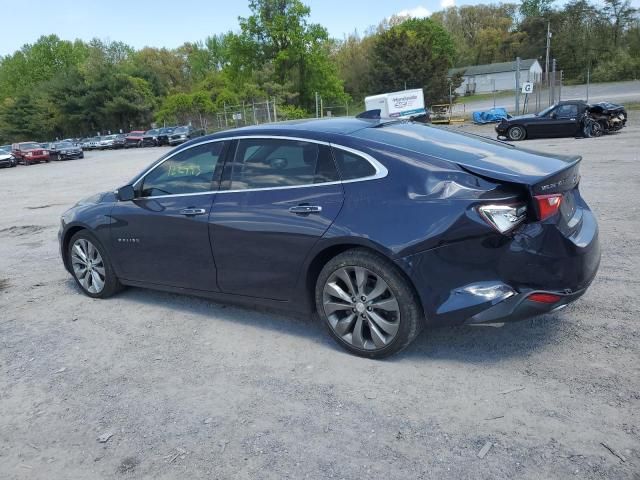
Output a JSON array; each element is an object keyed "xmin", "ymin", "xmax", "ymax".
[
  {"xmin": 289, "ymin": 205, "xmax": 323, "ymax": 214},
  {"xmin": 180, "ymin": 208, "xmax": 207, "ymax": 216}
]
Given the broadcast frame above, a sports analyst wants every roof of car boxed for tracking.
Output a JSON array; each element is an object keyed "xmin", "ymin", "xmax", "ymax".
[{"xmin": 197, "ymin": 117, "xmax": 397, "ymax": 143}]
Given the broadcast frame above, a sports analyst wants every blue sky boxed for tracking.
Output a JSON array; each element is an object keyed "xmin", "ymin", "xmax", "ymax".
[
  {"xmin": 4, "ymin": 0, "xmax": 639, "ymax": 57},
  {"xmin": 2, "ymin": 0, "xmax": 484, "ymax": 56}
]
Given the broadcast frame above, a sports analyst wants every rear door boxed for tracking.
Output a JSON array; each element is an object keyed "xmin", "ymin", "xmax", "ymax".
[
  {"xmin": 209, "ymin": 137, "xmax": 344, "ymax": 301},
  {"xmin": 109, "ymin": 141, "xmax": 228, "ymax": 290}
]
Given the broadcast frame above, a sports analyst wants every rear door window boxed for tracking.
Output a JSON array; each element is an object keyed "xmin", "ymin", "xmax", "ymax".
[
  {"xmin": 229, "ymin": 139, "xmax": 338, "ymax": 190},
  {"xmin": 331, "ymin": 148, "xmax": 376, "ymax": 180}
]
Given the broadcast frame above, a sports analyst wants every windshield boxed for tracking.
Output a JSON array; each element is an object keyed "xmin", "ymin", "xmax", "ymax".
[
  {"xmin": 174, "ymin": 126, "xmax": 188, "ymax": 134},
  {"xmin": 19, "ymin": 142, "xmax": 41, "ymax": 150},
  {"xmin": 159, "ymin": 127, "xmax": 174, "ymax": 134},
  {"xmin": 537, "ymin": 105, "xmax": 556, "ymax": 117},
  {"xmin": 146, "ymin": 129, "xmax": 159, "ymax": 135},
  {"xmin": 0, "ymin": 145, "xmax": 10, "ymax": 153},
  {"xmin": 104, "ymin": 135, "xmax": 117, "ymax": 140},
  {"xmin": 57, "ymin": 142, "xmax": 74, "ymax": 148}
]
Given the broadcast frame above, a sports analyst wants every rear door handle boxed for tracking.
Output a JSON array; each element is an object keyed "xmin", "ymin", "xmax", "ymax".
[
  {"xmin": 289, "ymin": 205, "xmax": 322, "ymax": 214},
  {"xmin": 180, "ymin": 208, "xmax": 207, "ymax": 216}
]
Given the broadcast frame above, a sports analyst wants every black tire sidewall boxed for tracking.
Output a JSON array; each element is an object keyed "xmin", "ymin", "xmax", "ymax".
[
  {"xmin": 315, "ymin": 249, "xmax": 423, "ymax": 359},
  {"xmin": 67, "ymin": 230, "xmax": 121, "ymax": 299}
]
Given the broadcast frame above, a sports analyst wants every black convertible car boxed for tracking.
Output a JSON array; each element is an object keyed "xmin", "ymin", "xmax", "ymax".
[{"xmin": 496, "ymin": 100, "xmax": 627, "ymax": 140}]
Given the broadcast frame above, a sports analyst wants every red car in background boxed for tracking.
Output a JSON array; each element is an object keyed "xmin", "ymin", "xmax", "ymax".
[
  {"xmin": 124, "ymin": 131, "xmax": 146, "ymax": 148},
  {"xmin": 12, "ymin": 142, "xmax": 50, "ymax": 165}
]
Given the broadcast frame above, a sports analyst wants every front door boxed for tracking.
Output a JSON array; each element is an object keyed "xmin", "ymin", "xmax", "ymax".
[
  {"xmin": 537, "ymin": 104, "xmax": 579, "ymax": 137},
  {"xmin": 110, "ymin": 141, "xmax": 228, "ymax": 290},
  {"xmin": 210, "ymin": 137, "xmax": 344, "ymax": 301}
]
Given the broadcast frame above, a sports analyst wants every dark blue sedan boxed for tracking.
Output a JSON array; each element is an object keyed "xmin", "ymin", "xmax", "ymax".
[{"xmin": 59, "ymin": 118, "xmax": 600, "ymax": 358}]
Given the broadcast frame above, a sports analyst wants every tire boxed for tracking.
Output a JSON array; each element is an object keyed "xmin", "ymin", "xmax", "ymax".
[
  {"xmin": 80, "ymin": 153, "xmax": 84, "ymax": 159},
  {"xmin": 507, "ymin": 125, "xmax": 526, "ymax": 141},
  {"xmin": 67, "ymin": 230, "xmax": 122, "ymax": 299},
  {"xmin": 315, "ymin": 248, "xmax": 424, "ymax": 358}
]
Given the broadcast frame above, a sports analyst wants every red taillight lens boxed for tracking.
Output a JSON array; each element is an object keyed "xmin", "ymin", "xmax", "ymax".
[
  {"xmin": 528, "ymin": 293, "xmax": 562, "ymax": 303},
  {"xmin": 534, "ymin": 194, "xmax": 562, "ymax": 220}
]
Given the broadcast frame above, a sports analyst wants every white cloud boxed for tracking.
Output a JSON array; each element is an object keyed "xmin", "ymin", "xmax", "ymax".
[
  {"xmin": 397, "ymin": 6, "xmax": 432, "ymax": 18},
  {"xmin": 441, "ymin": 0, "xmax": 456, "ymax": 8}
]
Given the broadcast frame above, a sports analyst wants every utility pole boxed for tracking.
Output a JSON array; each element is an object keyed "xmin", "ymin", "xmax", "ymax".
[
  {"xmin": 273, "ymin": 97, "xmax": 277, "ymax": 122},
  {"xmin": 545, "ymin": 21, "xmax": 551, "ymax": 87},
  {"xmin": 320, "ymin": 96, "xmax": 324, "ymax": 118},
  {"xmin": 492, "ymin": 79, "xmax": 496, "ymax": 108},
  {"xmin": 559, "ymin": 70, "xmax": 563, "ymax": 102},
  {"xmin": 550, "ymin": 58, "xmax": 557, "ymax": 105},
  {"xmin": 315, "ymin": 92, "xmax": 319, "ymax": 118},
  {"xmin": 515, "ymin": 57, "xmax": 521, "ymax": 114},
  {"xmin": 586, "ymin": 65, "xmax": 590, "ymax": 102}
]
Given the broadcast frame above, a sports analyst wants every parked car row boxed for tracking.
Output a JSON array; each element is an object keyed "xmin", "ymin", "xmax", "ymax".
[
  {"xmin": 0, "ymin": 140, "xmax": 85, "ymax": 169},
  {"xmin": 73, "ymin": 126, "xmax": 205, "ymax": 150},
  {"xmin": 124, "ymin": 126, "xmax": 205, "ymax": 148},
  {"xmin": 1, "ymin": 124, "xmax": 206, "ymax": 170}
]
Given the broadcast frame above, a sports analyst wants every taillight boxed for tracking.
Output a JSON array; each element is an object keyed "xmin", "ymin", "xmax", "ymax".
[
  {"xmin": 534, "ymin": 194, "xmax": 562, "ymax": 220},
  {"xmin": 528, "ymin": 292, "xmax": 562, "ymax": 303},
  {"xmin": 478, "ymin": 204, "xmax": 527, "ymax": 234}
]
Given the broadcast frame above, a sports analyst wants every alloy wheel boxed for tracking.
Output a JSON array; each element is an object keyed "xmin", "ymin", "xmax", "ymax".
[
  {"xmin": 71, "ymin": 238, "xmax": 106, "ymax": 294},
  {"xmin": 508, "ymin": 126, "xmax": 524, "ymax": 140},
  {"xmin": 322, "ymin": 266, "xmax": 400, "ymax": 350}
]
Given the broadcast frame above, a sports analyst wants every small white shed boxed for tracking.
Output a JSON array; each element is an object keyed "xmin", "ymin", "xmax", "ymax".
[{"xmin": 449, "ymin": 59, "xmax": 543, "ymax": 95}]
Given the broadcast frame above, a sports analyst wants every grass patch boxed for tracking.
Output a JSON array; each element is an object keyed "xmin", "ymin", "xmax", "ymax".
[
  {"xmin": 455, "ymin": 90, "xmax": 514, "ymax": 104},
  {"xmin": 623, "ymin": 102, "xmax": 640, "ymax": 111}
]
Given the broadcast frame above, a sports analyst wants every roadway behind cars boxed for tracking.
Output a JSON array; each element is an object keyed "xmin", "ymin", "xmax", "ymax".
[{"xmin": 0, "ymin": 118, "xmax": 638, "ymax": 479}]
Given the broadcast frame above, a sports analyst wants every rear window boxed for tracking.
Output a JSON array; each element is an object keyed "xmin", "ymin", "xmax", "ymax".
[
  {"xmin": 19, "ymin": 143, "xmax": 41, "ymax": 150},
  {"xmin": 332, "ymin": 148, "xmax": 376, "ymax": 180}
]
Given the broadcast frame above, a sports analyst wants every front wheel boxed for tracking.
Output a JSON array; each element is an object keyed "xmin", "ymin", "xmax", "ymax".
[
  {"xmin": 507, "ymin": 125, "xmax": 526, "ymax": 141},
  {"xmin": 68, "ymin": 231, "xmax": 122, "ymax": 298},
  {"xmin": 315, "ymin": 249, "xmax": 424, "ymax": 358}
]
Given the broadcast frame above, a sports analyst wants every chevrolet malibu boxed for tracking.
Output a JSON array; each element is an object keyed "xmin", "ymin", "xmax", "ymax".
[{"xmin": 59, "ymin": 118, "xmax": 600, "ymax": 358}]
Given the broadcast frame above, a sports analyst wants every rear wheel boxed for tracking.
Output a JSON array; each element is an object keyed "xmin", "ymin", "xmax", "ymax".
[
  {"xmin": 507, "ymin": 125, "xmax": 526, "ymax": 141},
  {"xmin": 315, "ymin": 249, "xmax": 423, "ymax": 358},
  {"xmin": 68, "ymin": 231, "xmax": 122, "ymax": 298}
]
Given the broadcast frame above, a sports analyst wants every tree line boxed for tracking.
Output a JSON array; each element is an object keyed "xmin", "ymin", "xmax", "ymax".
[{"xmin": 0, "ymin": 0, "xmax": 637, "ymax": 142}]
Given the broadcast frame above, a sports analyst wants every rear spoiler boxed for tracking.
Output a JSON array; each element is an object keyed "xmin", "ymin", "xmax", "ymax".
[
  {"xmin": 459, "ymin": 155, "xmax": 581, "ymax": 196},
  {"xmin": 356, "ymin": 109, "xmax": 382, "ymax": 119}
]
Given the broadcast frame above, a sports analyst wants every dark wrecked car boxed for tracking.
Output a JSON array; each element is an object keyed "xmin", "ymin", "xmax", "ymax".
[
  {"xmin": 496, "ymin": 100, "xmax": 627, "ymax": 140},
  {"xmin": 0, "ymin": 145, "xmax": 17, "ymax": 168},
  {"xmin": 59, "ymin": 117, "xmax": 600, "ymax": 358}
]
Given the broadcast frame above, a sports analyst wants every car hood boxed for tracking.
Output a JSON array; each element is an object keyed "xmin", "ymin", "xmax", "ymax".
[
  {"xmin": 0, "ymin": 153, "xmax": 13, "ymax": 160},
  {"xmin": 75, "ymin": 190, "xmax": 117, "ymax": 206},
  {"xmin": 507, "ymin": 114, "xmax": 537, "ymax": 121}
]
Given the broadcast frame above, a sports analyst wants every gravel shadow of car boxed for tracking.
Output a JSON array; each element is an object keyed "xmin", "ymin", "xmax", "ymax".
[{"xmin": 65, "ymin": 279, "xmax": 566, "ymax": 362}]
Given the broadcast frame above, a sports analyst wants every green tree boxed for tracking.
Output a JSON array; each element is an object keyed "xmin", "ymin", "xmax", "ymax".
[{"xmin": 369, "ymin": 18, "xmax": 459, "ymax": 103}]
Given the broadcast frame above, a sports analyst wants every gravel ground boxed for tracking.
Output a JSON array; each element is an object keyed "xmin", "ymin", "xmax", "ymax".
[{"xmin": 1, "ymin": 117, "xmax": 639, "ymax": 480}]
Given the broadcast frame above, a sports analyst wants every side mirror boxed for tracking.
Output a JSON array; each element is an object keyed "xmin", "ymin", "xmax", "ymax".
[
  {"xmin": 550, "ymin": 112, "xmax": 557, "ymax": 119},
  {"xmin": 116, "ymin": 185, "xmax": 135, "ymax": 202}
]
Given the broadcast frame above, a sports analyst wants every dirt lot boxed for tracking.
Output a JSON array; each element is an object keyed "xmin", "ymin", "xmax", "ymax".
[{"xmin": 1, "ymin": 117, "xmax": 639, "ymax": 480}]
